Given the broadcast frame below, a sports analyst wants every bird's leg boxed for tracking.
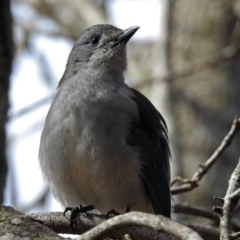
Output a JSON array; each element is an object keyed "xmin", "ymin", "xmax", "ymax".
[
  {"xmin": 125, "ymin": 206, "xmax": 130, "ymax": 212},
  {"xmin": 104, "ymin": 206, "xmax": 130, "ymax": 219},
  {"xmin": 106, "ymin": 209, "xmax": 120, "ymax": 218},
  {"xmin": 63, "ymin": 204, "xmax": 95, "ymax": 229}
]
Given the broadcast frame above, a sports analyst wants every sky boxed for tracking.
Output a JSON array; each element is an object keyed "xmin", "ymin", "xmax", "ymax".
[{"xmin": 5, "ymin": 0, "xmax": 166, "ymax": 213}]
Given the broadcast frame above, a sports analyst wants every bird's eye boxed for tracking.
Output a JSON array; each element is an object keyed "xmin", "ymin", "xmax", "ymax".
[{"xmin": 91, "ymin": 37, "xmax": 100, "ymax": 45}]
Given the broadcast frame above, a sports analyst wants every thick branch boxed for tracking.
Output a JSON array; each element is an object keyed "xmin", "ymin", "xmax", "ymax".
[
  {"xmin": 0, "ymin": 206, "xmax": 62, "ymax": 239},
  {"xmin": 75, "ymin": 212, "xmax": 203, "ymax": 240},
  {"xmin": 31, "ymin": 211, "xmax": 203, "ymax": 240},
  {"xmin": 30, "ymin": 211, "xmax": 101, "ymax": 235}
]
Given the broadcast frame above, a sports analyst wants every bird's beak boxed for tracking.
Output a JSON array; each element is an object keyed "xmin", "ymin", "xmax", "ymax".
[{"xmin": 115, "ymin": 26, "xmax": 140, "ymax": 45}]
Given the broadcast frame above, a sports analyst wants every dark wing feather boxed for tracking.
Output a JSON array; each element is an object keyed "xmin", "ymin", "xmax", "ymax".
[{"xmin": 126, "ymin": 88, "xmax": 171, "ymax": 217}]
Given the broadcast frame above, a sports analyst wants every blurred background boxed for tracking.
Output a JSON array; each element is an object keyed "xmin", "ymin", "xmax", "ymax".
[{"xmin": 1, "ymin": 0, "xmax": 240, "ymax": 226}]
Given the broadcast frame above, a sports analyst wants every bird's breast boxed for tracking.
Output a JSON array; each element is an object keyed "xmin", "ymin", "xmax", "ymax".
[{"xmin": 41, "ymin": 82, "xmax": 143, "ymax": 211}]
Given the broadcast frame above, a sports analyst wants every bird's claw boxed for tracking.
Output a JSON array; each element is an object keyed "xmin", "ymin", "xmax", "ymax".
[
  {"xmin": 106, "ymin": 209, "xmax": 120, "ymax": 219},
  {"xmin": 63, "ymin": 204, "xmax": 95, "ymax": 229}
]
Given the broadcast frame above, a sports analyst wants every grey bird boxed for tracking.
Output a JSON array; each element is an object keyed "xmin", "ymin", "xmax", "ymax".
[{"xmin": 39, "ymin": 24, "xmax": 171, "ymax": 218}]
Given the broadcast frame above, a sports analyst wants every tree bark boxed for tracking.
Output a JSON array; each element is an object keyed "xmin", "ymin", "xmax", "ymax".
[
  {"xmin": 0, "ymin": 0, "xmax": 12, "ymax": 203},
  {"xmin": 0, "ymin": 206, "xmax": 62, "ymax": 239}
]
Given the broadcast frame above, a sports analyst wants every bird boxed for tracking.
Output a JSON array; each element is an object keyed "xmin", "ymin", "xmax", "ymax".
[{"xmin": 39, "ymin": 24, "xmax": 171, "ymax": 220}]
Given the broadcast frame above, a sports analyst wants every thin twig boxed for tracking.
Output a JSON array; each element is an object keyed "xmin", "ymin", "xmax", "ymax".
[
  {"xmin": 171, "ymin": 117, "xmax": 240, "ymax": 194},
  {"xmin": 16, "ymin": 20, "xmax": 68, "ymax": 38}
]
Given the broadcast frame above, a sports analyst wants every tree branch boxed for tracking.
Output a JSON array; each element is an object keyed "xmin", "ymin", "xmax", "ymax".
[
  {"xmin": 0, "ymin": 206, "xmax": 62, "ymax": 239},
  {"xmin": 185, "ymin": 223, "xmax": 219, "ymax": 240},
  {"xmin": 9, "ymin": 95, "xmax": 54, "ymax": 121},
  {"xmin": 174, "ymin": 203, "xmax": 219, "ymax": 223},
  {"xmin": 171, "ymin": 117, "xmax": 240, "ymax": 194},
  {"xmin": 213, "ymin": 159, "xmax": 240, "ymax": 240},
  {"xmin": 31, "ymin": 211, "xmax": 203, "ymax": 240},
  {"xmin": 174, "ymin": 203, "xmax": 240, "ymax": 232},
  {"xmin": 75, "ymin": 212, "xmax": 203, "ymax": 240}
]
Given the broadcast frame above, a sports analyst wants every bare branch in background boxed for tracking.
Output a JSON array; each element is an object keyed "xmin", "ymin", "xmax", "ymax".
[
  {"xmin": 174, "ymin": 203, "xmax": 240, "ymax": 232},
  {"xmin": 171, "ymin": 117, "xmax": 240, "ymax": 194},
  {"xmin": 135, "ymin": 45, "xmax": 240, "ymax": 89},
  {"xmin": 185, "ymin": 223, "xmax": 219, "ymax": 240},
  {"xmin": 16, "ymin": 20, "xmax": 70, "ymax": 39},
  {"xmin": 14, "ymin": 0, "xmax": 107, "ymax": 40},
  {"xmin": 21, "ymin": 186, "xmax": 50, "ymax": 213},
  {"xmin": 174, "ymin": 203, "xmax": 219, "ymax": 223},
  {"xmin": 213, "ymin": 159, "xmax": 240, "ymax": 239},
  {"xmin": 9, "ymin": 95, "xmax": 54, "ymax": 121}
]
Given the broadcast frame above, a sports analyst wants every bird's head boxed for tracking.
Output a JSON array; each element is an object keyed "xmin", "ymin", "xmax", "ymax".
[{"xmin": 60, "ymin": 24, "xmax": 139, "ymax": 84}]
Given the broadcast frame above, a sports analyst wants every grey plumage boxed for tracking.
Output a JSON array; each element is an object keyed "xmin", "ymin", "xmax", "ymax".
[{"xmin": 39, "ymin": 24, "xmax": 171, "ymax": 217}]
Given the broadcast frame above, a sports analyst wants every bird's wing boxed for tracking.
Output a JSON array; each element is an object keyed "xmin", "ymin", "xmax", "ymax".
[{"xmin": 126, "ymin": 88, "xmax": 171, "ymax": 217}]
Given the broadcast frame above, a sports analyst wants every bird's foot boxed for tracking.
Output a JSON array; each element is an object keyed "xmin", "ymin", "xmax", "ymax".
[
  {"xmin": 125, "ymin": 206, "xmax": 130, "ymax": 212},
  {"xmin": 106, "ymin": 209, "xmax": 120, "ymax": 219},
  {"xmin": 63, "ymin": 204, "xmax": 95, "ymax": 229},
  {"xmin": 102, "ymin": 207, "xmax": 130, "ymax": 219}
]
